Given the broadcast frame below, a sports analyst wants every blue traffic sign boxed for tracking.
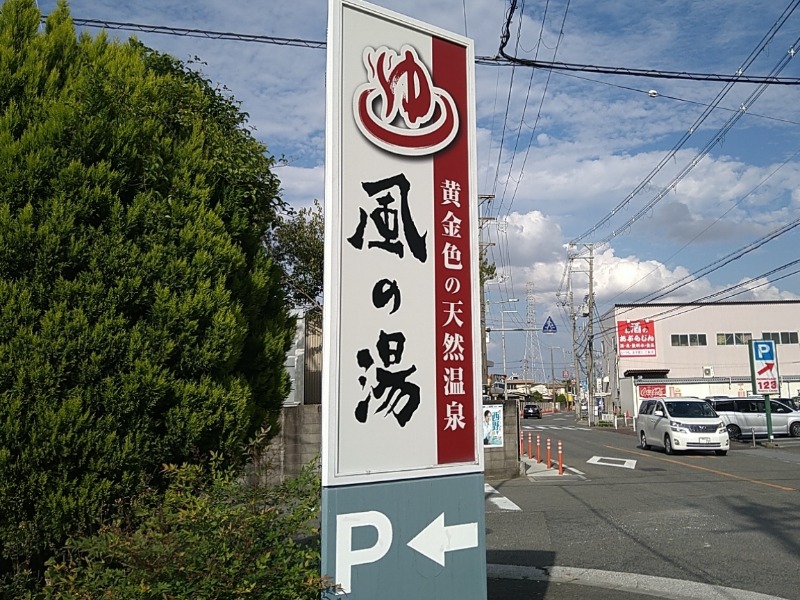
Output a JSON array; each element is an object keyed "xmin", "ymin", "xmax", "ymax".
[{"xmin": 542, "ymin": 316, "xmax": 557, "ymax": 334}]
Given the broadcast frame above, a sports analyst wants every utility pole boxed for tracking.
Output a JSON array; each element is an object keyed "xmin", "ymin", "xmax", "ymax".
[
  {"xmin": 586, "ymin": 245, "xmax": 596, "ymax": 424},
  {"xmin": 568, "ymin": 268, "xmax": 580, "ymax": 416},
  {"xmin": 478, "ymin": 194, "xmax": 495, "ymax": 397},
  {"xmin": 566, "ymin": 244, "xmax": 596, "ymax": 423},
  {"xmin": 567, "ymin": 255, "xmax": 581, "ymax": 419}
]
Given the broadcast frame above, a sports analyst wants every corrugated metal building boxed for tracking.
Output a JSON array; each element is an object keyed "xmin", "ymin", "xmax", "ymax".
[{"xmin": 599, "ymin": 301, "xmax": 800, "ymax": 416}]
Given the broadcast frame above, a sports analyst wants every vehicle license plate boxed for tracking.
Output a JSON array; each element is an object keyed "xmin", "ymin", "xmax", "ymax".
[{"xmin": 699, "ymin": 437, "xmax": 710, "ymax": 444}]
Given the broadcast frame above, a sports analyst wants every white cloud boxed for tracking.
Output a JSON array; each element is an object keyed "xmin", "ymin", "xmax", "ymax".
[
  {"xmin": 274, "ymin": 164, "xmax": 325, "ymax": 208},
  {"xmin": 37, "ymin": 0, "xmax": 800, "ymax": 372}
]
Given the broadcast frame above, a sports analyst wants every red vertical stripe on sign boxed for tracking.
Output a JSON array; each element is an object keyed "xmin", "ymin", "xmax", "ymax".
[{"xmin": 433, "ymin": 37, "xmax": 475, "ymax": 464}]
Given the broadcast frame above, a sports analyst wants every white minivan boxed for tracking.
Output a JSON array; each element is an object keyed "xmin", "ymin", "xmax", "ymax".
[{"xmin": 636, "ymin": 397, "xmax": 729, "ymax": 456}]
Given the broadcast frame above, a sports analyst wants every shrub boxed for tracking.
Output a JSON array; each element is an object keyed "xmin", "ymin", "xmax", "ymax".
[{"xmin": 42, "ymin": 457, "xmax": 334, "ymax": 599}]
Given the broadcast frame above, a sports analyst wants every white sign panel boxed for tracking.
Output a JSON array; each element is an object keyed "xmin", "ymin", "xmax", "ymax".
[{"xmin": 323, "ymin": 0, "xmax": 480, "ymax": 486}]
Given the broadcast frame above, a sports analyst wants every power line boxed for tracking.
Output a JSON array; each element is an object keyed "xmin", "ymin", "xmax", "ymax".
[
  {"xmin": 596, "ymin": 258, "xmax": 800, "ymax": 339},
  {"xmin": 499, "ymin": 0, "xmax": 572, "ymax": 222},
  {"xmin": 601, "ymin": 147, "xmax": 800, "ymax": 307},
  {"xmin": 55, "ymin": 17, "xmax": 326, "ymax": 48},
  {"xmin": 552, "ymin": 71, "xmax": 800, "ymax": 128},
  {"xmin": 477, "ymin": 55, "xmax": 800, "ymax": 85},
  {"xmin": 55, "ymin": 16, "xmax": 800, "ymax": 85},
  {"xmin": 569, "ymin": 0, "xmax": 800, "ymax": 245},
  {"xmin": 589, "ymin": 33, "xmax": 800, "ymax": 250}
]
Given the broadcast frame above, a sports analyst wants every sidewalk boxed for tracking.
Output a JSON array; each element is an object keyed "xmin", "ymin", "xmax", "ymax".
[{"xmin": 519, "ymin": 452, "xmax": 580, "ymax": 480}]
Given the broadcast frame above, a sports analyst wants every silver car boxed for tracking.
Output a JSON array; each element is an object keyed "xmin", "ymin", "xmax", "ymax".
[
  {"xmin": 637, "ymin": 397, "xmax": 729, "ymax": 456},
  {"xmin": 705, "ymin": 397, "xmax": 800, "ymax": 439}
]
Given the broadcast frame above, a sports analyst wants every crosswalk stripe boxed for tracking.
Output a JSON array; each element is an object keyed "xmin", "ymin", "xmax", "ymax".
[
  {"xmin": 521, "ymin": 425, "xmax": 591, "ymax": 431},
  {"xmin": 484, "ymin": 484, "xmax": 521, "ymax": 511}
]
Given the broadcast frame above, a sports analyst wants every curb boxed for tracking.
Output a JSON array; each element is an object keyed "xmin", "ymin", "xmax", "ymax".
[{"xmin": 487, "ymin": 564, "xmax": 789, "ymax": 600}]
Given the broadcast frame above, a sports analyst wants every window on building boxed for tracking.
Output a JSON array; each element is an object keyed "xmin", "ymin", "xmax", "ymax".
[
  {"xmin": 672, "ymin": 334, "xmax": 706, "ymax": 347},
  {"xmin": 671, "ymin": 334, "xmax": 687, "ymax": 347},
  {"xmin": 762, "ymin": 331, "xmax": 799, "ymax": 345},
  {"xmin": 716, "ymin": 332, "xmax": 752, "ymax": 346}
]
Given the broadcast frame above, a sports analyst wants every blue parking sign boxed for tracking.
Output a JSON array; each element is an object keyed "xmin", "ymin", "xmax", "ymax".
[{"xmin": 754, "ymin": 340, "xmax": 775, "ymax": 362}]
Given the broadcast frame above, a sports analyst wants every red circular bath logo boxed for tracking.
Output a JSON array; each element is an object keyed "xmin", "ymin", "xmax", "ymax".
[{"xmin": 353, "ymin": 45, "xmax": 459, "ymax": 156}]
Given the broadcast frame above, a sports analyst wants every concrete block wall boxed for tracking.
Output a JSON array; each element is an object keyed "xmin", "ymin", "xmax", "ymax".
[
  {"xmin": 283, "ymin": 404, "xmax": 322, "ymax": 478},
  {"xmin": 260, "ymin": 401, "xmax": 520, "ymax": 485},
  {"xmin": 248, "ymin": 405, "xmax": 321, "ymax": 487}
]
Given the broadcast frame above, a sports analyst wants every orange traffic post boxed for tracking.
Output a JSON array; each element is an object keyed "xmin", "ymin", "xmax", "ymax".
[
  {"xmin": 546, "ymin": 438, "xmax": 552, "ymax": 469},
  {"xmin": 519, "ymin": 430, "xmax": 524, "ymax": 456},
  {"xmin": 558, "ymin": 440, "xmax": 563, "ymax": 475},
  {"xmin": 527, "ymin": 432, "xmax": 532, "ymax": 458},
  {"xmin": 536, "ymin": 434, "xmax": 541, "ymax": 463}
]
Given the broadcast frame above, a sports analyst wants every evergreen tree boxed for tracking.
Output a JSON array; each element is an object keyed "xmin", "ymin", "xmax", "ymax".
[{"xmin": 0, "ymin": 0, "xmax": 294, "ymax": 577}]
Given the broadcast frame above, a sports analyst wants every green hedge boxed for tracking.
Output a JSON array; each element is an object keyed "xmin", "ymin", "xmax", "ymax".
[
  {"xmin": 42, "ymin": 458, "xmax": 335, "ymax": 599},
  {"xmin": 1, "ymin": 0, "xmax": 295, "ymax": 582}
]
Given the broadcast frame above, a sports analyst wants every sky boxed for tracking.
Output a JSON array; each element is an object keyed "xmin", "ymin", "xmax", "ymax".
[{"xmin": 35, "ymin": 0, "xmax": 800, "ymax": 385}]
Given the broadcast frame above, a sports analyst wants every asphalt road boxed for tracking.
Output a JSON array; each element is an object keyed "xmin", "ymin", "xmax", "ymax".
[{"xmin": 484, "ymin": 413, "xmax": 800, "ymax": 600}]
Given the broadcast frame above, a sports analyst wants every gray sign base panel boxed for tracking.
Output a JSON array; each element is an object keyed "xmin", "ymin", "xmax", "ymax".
[{"xmin": 322, "ymin": 472, "xmax": 487, "ymax": 599}]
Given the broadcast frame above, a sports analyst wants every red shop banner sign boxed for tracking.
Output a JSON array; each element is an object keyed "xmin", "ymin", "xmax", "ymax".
[{"xmin": 617, "ymin": 319, "xmax": 656, "ymax": 357}]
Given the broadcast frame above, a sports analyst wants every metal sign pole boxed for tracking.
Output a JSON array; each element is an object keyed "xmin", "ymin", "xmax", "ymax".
[{"xmin": 765, "ymin": 394, "xmax": 774, "ymax": 442}]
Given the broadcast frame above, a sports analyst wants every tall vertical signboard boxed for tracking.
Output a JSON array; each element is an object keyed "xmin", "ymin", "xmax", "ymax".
[
  {"xmin": 749, "ymin": 339, "xmax": 779, "ymax": 441},
  {"xmin": 322, "ymin": 1, "xmax": 486, "ymax": 598}
]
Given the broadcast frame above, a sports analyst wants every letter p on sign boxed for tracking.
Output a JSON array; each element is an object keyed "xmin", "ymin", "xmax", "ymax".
[
  {"xmin": 755, "ymin": 342, "xmax": 774, "ymax": 361},
  {"xmin": 336, "ymin": 511, "xmax": 393, "ymax": 594}
]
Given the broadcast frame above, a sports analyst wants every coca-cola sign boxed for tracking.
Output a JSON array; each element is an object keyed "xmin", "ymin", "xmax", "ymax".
[{"xmin": 638, "ymin": 384, "xmax": 666, "ymax": 399}]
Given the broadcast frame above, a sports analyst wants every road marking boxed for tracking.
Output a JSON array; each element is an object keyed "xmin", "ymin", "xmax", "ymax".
[
  {"xmin": 605, "ymin": 445, "xmax": 798, "ymax": 492},
  {"xmin": 522, "ymin": 425, "xmax": 591, "ymax": 431},
  {"xmin": 587, "ymin": 456, "xmax": 637, "ymax": 469},
  {"xmin": 484, "ymin": 484, "xmax": 521, "ymax": 511},
  {"xmin": 487, "ymin": 564, "xmax": 787, "ymax": 600}
]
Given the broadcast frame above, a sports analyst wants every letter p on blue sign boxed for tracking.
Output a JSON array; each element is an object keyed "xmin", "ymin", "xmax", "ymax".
[{"xmin": 755, "ymin": 341, "xmax": 775, "ymax": 361}]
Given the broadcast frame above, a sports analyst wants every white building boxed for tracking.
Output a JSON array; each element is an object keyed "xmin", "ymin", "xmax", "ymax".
[{"xmin": 599, "ymin": 301, "xmax": 800, "ymax": 417}]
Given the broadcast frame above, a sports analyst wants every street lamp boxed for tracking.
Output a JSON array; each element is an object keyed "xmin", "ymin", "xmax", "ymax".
[
  {"xmin": 500, "ymin": 306, "xmax": 518, "ymax": 404},
  {"xmin": 490, "ymin": 298, "xmax": 518, "ymax": 404}
]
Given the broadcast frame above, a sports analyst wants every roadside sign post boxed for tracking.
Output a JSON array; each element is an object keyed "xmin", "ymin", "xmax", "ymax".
[
  {"xmin": 322, "ymin": 1, "xmax": 485, "ymax": 597},
  {"xmin": 748, "ymin": 340, "xmax": 779, "ymax": 442}
]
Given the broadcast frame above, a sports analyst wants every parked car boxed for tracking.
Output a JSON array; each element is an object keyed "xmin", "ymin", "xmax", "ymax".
[
  {"xmin": 776, "ymin": 397, "xmax": 800, "ymax": 411},
  {"xmin": 523, "ymin": 404, "xmax": 542, "ymax": 419},
  {"xmin": 704, "ymin": 397, "xmax": 800, "ymax": 439},
  {"xmin": 636, "ymin": 397, "xmax": 729, "ymax": 456}
]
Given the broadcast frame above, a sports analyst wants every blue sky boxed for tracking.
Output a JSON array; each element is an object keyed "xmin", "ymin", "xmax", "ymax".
[{"xmin": 36, "ymin": 0, "xmax": 800, "ymax": 384}]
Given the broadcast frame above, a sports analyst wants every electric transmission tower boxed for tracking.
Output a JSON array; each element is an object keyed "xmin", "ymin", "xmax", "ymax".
[{"xmin": 523, "ymin": 281, "xmax": 546, "ymax": 383}]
